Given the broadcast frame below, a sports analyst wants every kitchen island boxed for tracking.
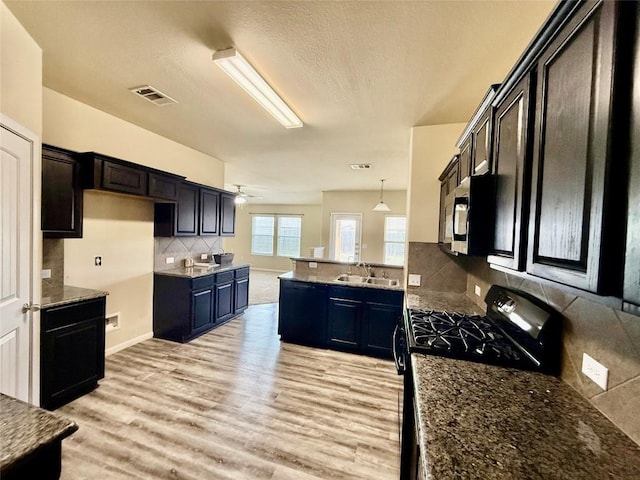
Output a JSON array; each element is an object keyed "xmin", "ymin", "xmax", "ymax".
[
  {"xmin": 406, "ymin": 291, "xmax": 640, "ymax": 479},
  {"xmin": 0, "ymin": 393, "xmax": 78, "ymax": 479}
]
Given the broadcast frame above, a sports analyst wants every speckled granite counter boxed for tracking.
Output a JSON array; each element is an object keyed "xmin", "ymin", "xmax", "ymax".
[
  {"xmin": 155, "ymin": 263, "xmax": 250, "ymax": 278},
  {"xmin": 0, "ymin": 393, "xmax": 77, "ymax": 477},
  {"xmin": 405, "ymin": 291, "xmax": 484, "ymax": 315},
  {"xmin": 279, "ymin": 270, "xmax": 404, "ymax": 291},
  {"xmin": 41, "ymin": 285, "xmax": 108, "ymax": 308},
  {"xmin": 412, "ymin": 354, "xmax": 640, "ymax": 479}
]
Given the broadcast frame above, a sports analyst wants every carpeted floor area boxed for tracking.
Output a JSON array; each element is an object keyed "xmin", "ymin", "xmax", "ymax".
[{"xmin": 249, "ymin": 269, "xmax": 284, "ymax": 305}]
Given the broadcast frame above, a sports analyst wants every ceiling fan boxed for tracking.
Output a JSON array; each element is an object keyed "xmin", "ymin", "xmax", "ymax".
[{"xmin": 233, "ymin": 184, "xmax": 262, "ymax": 204}]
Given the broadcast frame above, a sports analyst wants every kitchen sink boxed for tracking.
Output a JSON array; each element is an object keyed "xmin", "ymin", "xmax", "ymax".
[
  {"xmin": 364, "ymin": 277, "xmax": 399, "ymax": 286},
  {"xmin": 335, "ymin": 274, "xmax": 399, "ymax": 286},
  {"xmin": 335, "ymin": 274, "xmax": 366, "ymax": 283}
]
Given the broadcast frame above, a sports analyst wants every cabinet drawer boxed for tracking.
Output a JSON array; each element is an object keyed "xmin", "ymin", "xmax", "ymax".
[
  {"xmin": 215, "ymin": 271, "xmax": 235, "ymax": 284},
  {"xmin": 235, "ymin": 267, "xmax": 250, "ymax": 279},
  {"xmin": 42, "ymin": 297, "xmax": 106, "ymax": 331},
  {"xmin": 191, "ymin": 274, "xmax": 215, "ymax": 291},
  {"xmin": 102, "ymin": 160, "xmax": 148, "ymax": 195}
]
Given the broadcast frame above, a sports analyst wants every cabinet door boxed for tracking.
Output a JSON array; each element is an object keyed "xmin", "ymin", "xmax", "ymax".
[
  {"xmin": 234, "ymin": 277, "xmax": 249, "ymax": 313},
  {"xmin": 41, "ymin": 146, "xmax": 83, "ymax": 238},
  {"xmin": 219, "ymin": 193, "xmax": 236, "ymax": 236},
  {"xmin": 362, "ymin": 302, "xmax": 401, "ymax": 359},
  {"xmin": 200, "ymin": 188, "xmax": 220, "ymax": 235},
  {"xmin": 191, "ymin": 288, "xmax": 214, "ymax": 335},
  {"xmin": 327, "ymin": 297, "xmax": 361, "ymax": 351},
  {"xmin": 438, "ymin": 181, "xmax": 447, "ymax": 244},
  {"xmin": 175, "ymin": 182, "xmax": 199, "ymax": 236},
  {"xmin": 527, "ymin": 0, "xmax": 622, "ymax": 293},
  {"xmin": 215, "ymin": 282, "xmax": 234, "ymax": 321},
  {"xmin": 488, "ymin": 74, "xmax": 533, "ymax": 271},
  {"xmin": 458, "ymin": 138, "xmax": 471, "ymax": 184},
  {"xmin": 102, "ymin": 160, "xmax": 147, "ymax": 196},
  {"xmin": 148, "ymin": 172, "xmax": 180, "ymax": 201},
  {"xmin": 472, "ymin": 109, "xmax": 492, "ymax": 175},
  {"xmin": 278, "ymin": 281, "xmax": 327, "ymax": 346}
]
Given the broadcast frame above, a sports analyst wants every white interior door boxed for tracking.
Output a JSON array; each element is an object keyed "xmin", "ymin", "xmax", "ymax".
[
  {"xmin": 329, "ymin": 213, "xmax": 362, "ymax": 262},
  {"xmin": 0, "ymin": 119, "xmax": 35, "ymax": 402}
]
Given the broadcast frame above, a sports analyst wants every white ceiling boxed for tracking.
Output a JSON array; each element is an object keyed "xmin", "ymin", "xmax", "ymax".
[{"xmin": 6, "ymin": 0, "xmax": 556, "ymax": 204}]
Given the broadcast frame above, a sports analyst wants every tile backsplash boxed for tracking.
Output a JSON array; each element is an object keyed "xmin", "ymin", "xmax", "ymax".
[
  {"xmin": 154, "ymin": 236, "xmax": 223, "ymax": 271},
  {"xmin": 42, "ymin": 238, "xmax": 64, "ymax": 289},
  {"xmin": 407, "ymin": 241, "xmax": 640, "ymax": 446}
]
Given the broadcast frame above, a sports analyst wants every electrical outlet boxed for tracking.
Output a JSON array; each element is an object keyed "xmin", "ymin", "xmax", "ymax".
[
  {"xmin": 408, "ymin": 274, "xmax": 421, "ymax": 287},
  {"xmin": 41, "ymin": 269, "xmax": 52, "ymax": 279},
  {"xmin": 94, "ymin": 256, "xmax": 102, "ymax": 266},
  {"xmin": 165, "ymin": 257, "xmax": 174, "ymax": 264},
  {"xmin": 475, "ymin": 285, "xmax": 482, "ymax": 297},
  {"xmin": 309, "ymin": 262, "xmax": 318, "ymax": 269},
  {"xmin": 200, "ymin": 253, "xmax": 208, "ymax": 260},
  {"xmin": 582, "ymin": 353, "xmax": 609, "ymax": 390}
]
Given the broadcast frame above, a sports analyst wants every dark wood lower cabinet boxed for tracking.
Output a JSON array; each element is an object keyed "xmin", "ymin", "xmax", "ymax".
[
  {"xmin": 153, "ymin": 266, "xmax": 249, "ymax": 343},
  {"xmin": 40, "ymin": 297, "xmax": 106, "ymax": 410},
  {"xmin": 279, "ymin": 280, "xmax": 403, "ymax": 359}
]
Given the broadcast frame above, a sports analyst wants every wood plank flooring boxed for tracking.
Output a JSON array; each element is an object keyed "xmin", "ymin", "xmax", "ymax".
[{"xmin": 57, "ymin": 303, "xmax": 402, "ymax": 479}]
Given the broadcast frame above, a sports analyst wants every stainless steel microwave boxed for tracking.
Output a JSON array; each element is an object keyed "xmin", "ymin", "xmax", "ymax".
[{"xmin": 450, "ymin": 174, "xmax": 495, "ymax": 255}]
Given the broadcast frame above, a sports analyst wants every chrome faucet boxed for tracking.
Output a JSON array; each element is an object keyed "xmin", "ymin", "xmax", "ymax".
[{"xmin": 357, "ymin": 260, "xmax": 373, "ymax": 278}]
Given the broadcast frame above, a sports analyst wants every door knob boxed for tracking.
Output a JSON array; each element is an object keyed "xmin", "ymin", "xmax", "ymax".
[{"xmin": 22, "ymin": 303, "xmax": 41, "ymax": 314}]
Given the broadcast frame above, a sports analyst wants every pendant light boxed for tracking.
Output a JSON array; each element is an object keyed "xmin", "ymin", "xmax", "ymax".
[{"xmin": 372, "ymin": 179, "xmax": 391, "ymax": 212}]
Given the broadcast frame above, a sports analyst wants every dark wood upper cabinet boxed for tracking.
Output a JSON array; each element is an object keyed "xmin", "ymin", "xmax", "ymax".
[
  {"xmin": 41, "ymin": 145, "xmax": 83, "ymax": 238},
  {"xmin": 101, "ymin": 159, "xmax": 147, "ymax": 195},
  {"xmin": 488, "ymin": 74, "xmax": 534, "ymax": 271},
  {"xmin": 200, "ymin": 188, "xmax": 220, "ymax": 236},
  {"xmin": 154, "ymin": 182, "xmax": 236, "ymax": 237},
  {"xmin": 438, "ymin": 156, "xmax": 459, "ymax": 251},
  {"xmin": 175, "ymin": 182, "xmax": 199, "ymax": 236},
  {"xmin": 471, "ymin": 109, "xmax": 493, "ymax": 176},
  {"xmin": 526, "ymin": 0, "xmax": 627, "ymax": 294},
  {"xmin": 219, "ymin": 192, "xmax": 236, "ymax": 236},
  {"xmin": 458, "ymin": 138, "xmax": 471, "ymax": 184},
  {"xmin": 148, "ymin": 172, "xmax": 181, "ymax": 201}
]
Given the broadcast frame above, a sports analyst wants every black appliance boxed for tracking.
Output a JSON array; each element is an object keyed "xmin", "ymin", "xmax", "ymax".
[
  {"xmin": 394, "ymin": 285, "xmax": 562, "ymax": 480},
  {"xmin": 450, "ymin": 174, "xmax": 495, "ymax": 256}
]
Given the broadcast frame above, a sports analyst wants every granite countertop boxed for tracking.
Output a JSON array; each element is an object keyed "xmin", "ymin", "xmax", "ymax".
[
  {"xmin": 155, "ymin": 263, "xmax": 251, "ymax": 279},
  {"xmin": 41, "ymin": 284, "xmax": 109, "ymax": 309},
  {"xmin": 412, "ymin": 355, "xmax": 640, "ymax": 479},
  {"xmin": 405, "ymin": 290, "xmax": 484, "ymax": 315},
  {"xmin": 279, "ymin": 270, "xmax": 404, "ymax": 292},
  {"xmin": 0, "ymin": 393, "xmax": 78, "ymax": 472}
]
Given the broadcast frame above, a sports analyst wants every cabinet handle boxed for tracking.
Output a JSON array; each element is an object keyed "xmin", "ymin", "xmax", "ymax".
[{"xmin": 22, "ymin": 303, "xmax": 41, "ymax": 314}]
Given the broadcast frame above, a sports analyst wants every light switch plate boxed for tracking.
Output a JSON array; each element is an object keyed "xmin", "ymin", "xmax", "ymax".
[
  {"xmin": 582, "ymin": 353, "xmax": 608, "ymax": 390},
  {"xmin": 309, "ymin": 262, "xmax": 318, "ymax": 269},
  {"xmin": 408, "ymin": 274, "xmax": 421, "ymax": 287},
  {"xmin": 165, "ymin": 257, "xmax": 174, "ymax": 264},
  {"xmin": 200, "ymin": 253, "xmax": 208, "ymax": 260},
  {"xmin": 475, "ymin": 285, "xmax": 482, "ymax": 297}
]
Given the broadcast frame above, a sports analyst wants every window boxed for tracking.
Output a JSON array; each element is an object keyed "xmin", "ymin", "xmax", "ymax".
[
  {"xmin": 251, "ymin": 216, "xmax": 275, "ymax": 256},
  {"xmin": 384, "ymin": 216, "xmax": 406, "ymax": 265},
  {"xmin": 251, "ymin": 214, "xmax": 302, "ymax": 257}
]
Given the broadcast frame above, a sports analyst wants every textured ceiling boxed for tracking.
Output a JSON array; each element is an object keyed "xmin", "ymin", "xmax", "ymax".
[{"xmin": 6, "ymin": 0, "xmax": 556, "ymax": 204}]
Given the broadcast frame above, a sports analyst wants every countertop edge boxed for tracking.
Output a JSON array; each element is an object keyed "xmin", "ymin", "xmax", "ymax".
[
  {"xmin": 279, "ymin": 270, "xmax": 404, "ymax": 292},
  {"xmin": 154, "ymin": 263, "xmax": 251, "ymax": 278}
]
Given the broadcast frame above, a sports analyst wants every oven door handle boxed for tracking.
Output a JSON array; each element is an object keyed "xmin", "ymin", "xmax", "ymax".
[{"xmin": 392, "ymin": 323, "xmax": 406, "ymax": 375}]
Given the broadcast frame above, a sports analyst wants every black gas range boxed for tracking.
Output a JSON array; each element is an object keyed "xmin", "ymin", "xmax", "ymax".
[{"xmin": 394, "ymin": 285, "xmax": 562, "ymax": 375}]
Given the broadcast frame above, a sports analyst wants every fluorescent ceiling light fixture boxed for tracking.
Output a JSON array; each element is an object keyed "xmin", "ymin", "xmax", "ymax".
[
  {"xmin": 373, "ymin": 179, "xmax": 391, "ymax": 212},
  {"xmin": 212, "ymin": 47, "xmax": 303, "ymax": 129}
]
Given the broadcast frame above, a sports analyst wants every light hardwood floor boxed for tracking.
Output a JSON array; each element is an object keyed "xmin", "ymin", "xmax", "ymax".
[{"xmin": 58, "ymin": 303, "xmax": 402, "ymax": 479}]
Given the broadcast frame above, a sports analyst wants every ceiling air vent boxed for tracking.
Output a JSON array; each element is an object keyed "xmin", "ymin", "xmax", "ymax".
[
  {"xmin": 129, "ymin": 85, "xmax": 177, "ymax": 106},
  {"xmin": 350, "ymin": 163, "xmax": 372, "ymax": 170}
]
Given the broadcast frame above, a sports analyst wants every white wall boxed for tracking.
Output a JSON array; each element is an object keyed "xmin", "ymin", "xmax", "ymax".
[
  {"xmin": 1, "ymin": 1, "xmax": 42, "ymax": 137},
  {"xmin": 407, "ymin": 123, "xmax": 465, "ymax": 242},
  {"xmin": 43, "ymin": 89, "xmax": 226, "ymax": 351}
]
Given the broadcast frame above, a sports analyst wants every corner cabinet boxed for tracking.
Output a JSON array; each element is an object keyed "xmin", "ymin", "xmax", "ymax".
[
  {"xmin": 154, "ymin": 182, "xmax": 236, "ymax": 238},
  {"xmin": 526, "ymin": 0, "xmax": 629, "ymax": 294},
  {"xmin": 40, "ymin": 297, "xmax": 106, "ymax": 410},
  {"xmin": 41, "ymin": 145, "xmax": 83, "ymax": 238},
  {"xmin": 153, "ymin": 266, "xmax": 249, "ymax": 343},
  {"xmin": 488, "ymin": 73, "xmax": 534, "ymax": 271}
]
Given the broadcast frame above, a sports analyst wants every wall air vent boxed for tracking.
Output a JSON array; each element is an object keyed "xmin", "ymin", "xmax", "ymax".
[
  {"xmin": 129, "ymin": 85, "xmax": 177, "ymax": 106},
  {"xmin": 350, "ymin": 163, "xmax": 372, "ymax": 170}
]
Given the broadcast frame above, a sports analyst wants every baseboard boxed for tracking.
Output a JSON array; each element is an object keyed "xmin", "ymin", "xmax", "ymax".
[{"xmin": 106, "ymin": 331, "xmax": 154, "ymax": 357}]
